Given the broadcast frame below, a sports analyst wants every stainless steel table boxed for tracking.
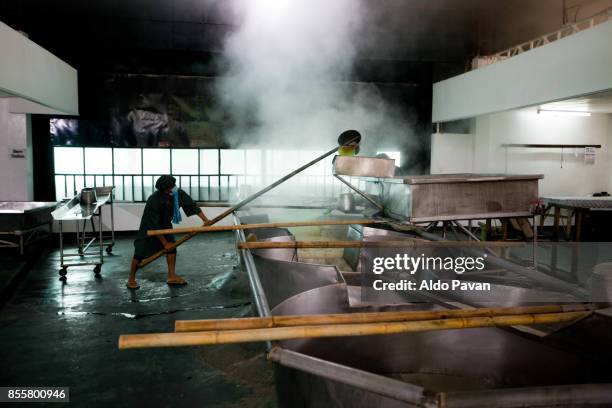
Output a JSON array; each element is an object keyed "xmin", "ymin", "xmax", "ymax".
[
  {"xmin": 0, "ymin": 202, "xmax": 58, "ymax": 255},
  {"xmin": 51, "ymin": 187, "xmax": 115, "ymax": 279}
]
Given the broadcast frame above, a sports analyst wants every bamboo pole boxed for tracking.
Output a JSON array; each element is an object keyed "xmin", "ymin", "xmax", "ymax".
[
  {"xmin": 174, "ymin": 304, "xmax": 594, "ymax": 332},
  {"xmin": 119, "ymin": 311, "xmax": 589, "ymax": 349},
  {"xmin": 147, "ymin": 219, "xmax": 380, "ymax": 237},
  {"xmin": 238, "ymin": 240, "xmax": 525, "ymax": 250},
  {"xmin": 138, "ymin": 232, "xmax": 197, "ymax": 267}
]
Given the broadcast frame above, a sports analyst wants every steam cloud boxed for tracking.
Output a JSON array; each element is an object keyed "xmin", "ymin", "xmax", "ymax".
[{"xmin": 216, "ymin": 0, "xmax": 417, "ymax": 158}]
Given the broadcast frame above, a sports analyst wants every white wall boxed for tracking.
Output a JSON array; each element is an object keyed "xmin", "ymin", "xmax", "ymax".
[
  {"xmin": 0, "ymin": 21, "xmax": 78, "ymax": 114},
  {"xmin": 430, "ymin": 133, "xmax": 474, "ymax": 173},
  {"xmin": 478, "ymin": 109, "xmax": 611, "ymax": 197},
  {"xmin": 432, "ymin": 21, "xmax": 612, "ymax": 122},
  {"xmin": 0, "ymin": 22, "xmax": 79, "ymax": 203},
  {"xmin": 0, "ymin": 98, "xmax": 33, "ymax": 201},
  {"xmin": 431, "ymin": 109, "xmax": 612, "ymax": 197}
]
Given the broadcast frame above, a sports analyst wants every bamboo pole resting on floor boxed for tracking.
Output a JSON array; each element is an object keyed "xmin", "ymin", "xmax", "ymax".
[
  {"xmin": 119, "ymin": 311, "xmax": 589, "ymax": 349},
  {"xmin": 237, "ymin": 240, "xmax": 525, "ymax": 250},
  {"xmin": 174, "ymin": 304, "xmax": 595, "ymax": 332}
]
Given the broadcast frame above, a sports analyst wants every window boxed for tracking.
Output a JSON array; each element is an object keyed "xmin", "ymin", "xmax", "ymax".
[
  {"xmin": 220, "ymin": 149, "xmax": 245, "ymax": 174},
  {"xmin": 143, "ymin": 149, "xmax": 170, "ymax": 174},
  {"xmin": 54, "ymin": 147, "xmax": 84, "ymax": 174},
  {"xmin": 53, "ymin": 147, "xmax": 354, "ymax": 202},
  {"xmin": 114, "ymin": 149, "xmax": 142, "ymax": 174},
  {"xmin": 85, "ymin": 148, "xmax": 112, "ymax": 174},
  {"xmin": 199, "ymin": 150, "xmax": 219, "ymax": 174},
  {"xmin": 171, "ymin": 150, "xmax": 198, "ymax": 175}
]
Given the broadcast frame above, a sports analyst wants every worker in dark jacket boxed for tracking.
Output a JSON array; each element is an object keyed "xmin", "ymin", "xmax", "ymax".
[{"xmin": 127, "ymin": 175, "xmax": 210, "ymax": 289}]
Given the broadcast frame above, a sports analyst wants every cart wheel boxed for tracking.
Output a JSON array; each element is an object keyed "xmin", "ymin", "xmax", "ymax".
[
  {"xmin": 94, "ymin": 265, "xmax": 102, "ymax": 276},
  {"xmin": 106, "ymin": 245, "xmax": 113, "ymax": 255}
]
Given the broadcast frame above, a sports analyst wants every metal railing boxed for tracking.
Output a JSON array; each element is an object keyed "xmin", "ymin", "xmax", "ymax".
[{"xmin": 473, "ymin": 8, "xmax": 612, "ymax": 69}]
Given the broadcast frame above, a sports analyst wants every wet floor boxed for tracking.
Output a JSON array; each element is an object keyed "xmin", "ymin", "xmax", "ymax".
[{"xmin": 0, "ymin": 233, "xmax": 276, "ymax": 407}]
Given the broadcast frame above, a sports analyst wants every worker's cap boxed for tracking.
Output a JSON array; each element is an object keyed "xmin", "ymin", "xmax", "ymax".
[{"xmin": 155, "ymin": 175, "xmax": 176, "ymax": 191}]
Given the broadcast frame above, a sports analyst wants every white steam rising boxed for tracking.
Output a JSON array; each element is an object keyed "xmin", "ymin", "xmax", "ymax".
[{"xmin": 216, "ymin": 0, "xmax": 416, "ymax": 156}]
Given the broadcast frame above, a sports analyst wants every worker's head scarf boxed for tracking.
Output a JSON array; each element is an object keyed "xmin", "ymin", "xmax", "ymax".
[
  {"xmin": 155, "ymin": 175, "xmax": 181, "ymax": 224},
  {"xmin": 155, "ymin": 175, "xmax": 176, "ymax": 191}
]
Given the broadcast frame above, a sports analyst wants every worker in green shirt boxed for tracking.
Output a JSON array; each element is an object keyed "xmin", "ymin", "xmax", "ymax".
[{"xmin": 127, "ymin": 175, "xmax": 210, "ymax": 289}]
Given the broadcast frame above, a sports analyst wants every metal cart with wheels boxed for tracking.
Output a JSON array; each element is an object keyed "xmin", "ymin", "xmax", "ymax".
[{"xmin": 51, "ymin": 186, "xmax": 115, "ymax": 280}]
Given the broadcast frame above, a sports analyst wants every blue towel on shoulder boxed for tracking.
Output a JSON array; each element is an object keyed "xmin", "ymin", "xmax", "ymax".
[{"xmin": 172, "ymin": 188, "xmax": 182, "ymax": 224}]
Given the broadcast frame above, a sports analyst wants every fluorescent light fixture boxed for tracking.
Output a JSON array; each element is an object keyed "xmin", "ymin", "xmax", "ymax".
[{"xmin": 537, "ymin": 109, "xmax": 591, "ymax": 117}]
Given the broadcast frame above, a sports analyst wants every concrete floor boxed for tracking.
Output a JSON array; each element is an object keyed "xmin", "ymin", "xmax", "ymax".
[{"xmin": 0, "ymin": 233, "xmax": 276, "ymax": 407}]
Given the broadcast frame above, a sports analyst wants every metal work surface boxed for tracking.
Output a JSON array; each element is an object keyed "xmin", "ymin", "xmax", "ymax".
[
  {"xmin": 0, "ymin": 202, "xmax": 57, "ymax": 255},
  {"xmin": 543, "ymin": 196, "xmax": 612, "ymax": 210},
  {"xmin": 541, "ymin": 196, "xmax": 612, "ymax": 241},
  {"xmin": 0, "ymin": 202, "xmax": 58, "ymax": 214},
  {"xmin": 51, "ymin": 194, "xmax": 111, "ymax": 221},
  {"xmin": 0, "ymin": 202, "xmax": 57, "ymax": 230},
  {"xmin": 396, "ymin": 174, "xmax": 543, "ymax": 184}
]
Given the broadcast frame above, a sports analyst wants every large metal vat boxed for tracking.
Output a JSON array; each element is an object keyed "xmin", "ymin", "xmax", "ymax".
[
  {"xmin": 235, "ymin": 212, "xmax": 612, "ymax": 407},
  {"xmin": 378, "ymin": 174, "xmax": 543, "ymax": 222}
]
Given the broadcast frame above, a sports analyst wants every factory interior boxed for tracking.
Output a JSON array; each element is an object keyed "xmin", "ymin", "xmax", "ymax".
[{"xmin": 2, "ymin": 0, "xmax": 612, "ymax": 407}]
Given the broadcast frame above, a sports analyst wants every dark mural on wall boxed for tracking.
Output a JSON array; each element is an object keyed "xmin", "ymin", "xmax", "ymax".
[
  {"xmin": 50, "ymin": 73, "xmax": 427, "ymax": 155},
  {"xmin": 51, "ymin": 75, "xmax": 228, "ymax": 148}
]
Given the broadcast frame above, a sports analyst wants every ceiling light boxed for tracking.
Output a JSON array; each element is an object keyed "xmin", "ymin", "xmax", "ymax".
[{"xmin": 537, "ymin": 109, "xmax": 591, "ymax": 117}]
